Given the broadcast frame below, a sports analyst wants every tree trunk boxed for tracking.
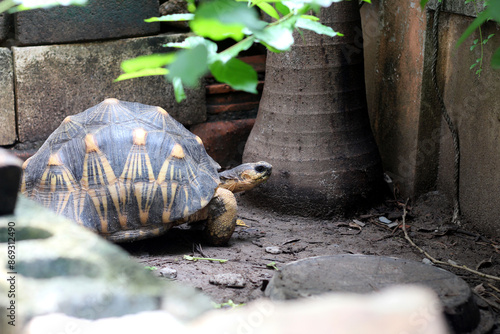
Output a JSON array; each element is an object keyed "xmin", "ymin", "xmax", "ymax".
[{"xmin": 243, "ymin": 2, "xmax": 384, "ymax": 217}]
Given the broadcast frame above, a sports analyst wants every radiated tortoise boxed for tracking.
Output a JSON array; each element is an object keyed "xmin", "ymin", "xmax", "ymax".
[{"xmin": 21, "ymin": 98, "xmax": 272, "ymax": 245}]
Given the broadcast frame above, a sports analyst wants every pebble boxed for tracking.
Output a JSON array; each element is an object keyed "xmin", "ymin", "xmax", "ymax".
[
  {"xmin": 265, "ymin": 246, "xmax": 281, "ymax": 254},
  {"xmin": 209, "ymin": 273, "xmax": 246, "ymax": 288},
  {"xmin": 158, "ymin": 267, "xmax": 178, "ymax": 279},
  {"xmin": 422, "ymin": 258, "xmax": 433, "ymax": 265}
]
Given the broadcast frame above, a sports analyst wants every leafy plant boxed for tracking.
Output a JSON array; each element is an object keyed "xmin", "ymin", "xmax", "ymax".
[
  {"xmin": 144, "ymin": 266, "xmax": 158, "ymax": 270},
  {"xmin": 0, "ymin": 0, "xmax": 87, "ymax": 13},
  {"xmin": 421, "ymin": 0, "xmax": 500, "ymax": 72},
  {"xmin": 116, "ymin": 0, "xmax": 371, "ymax": 102}
]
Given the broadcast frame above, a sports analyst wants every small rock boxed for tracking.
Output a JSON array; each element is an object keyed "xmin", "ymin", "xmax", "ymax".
[
  {"xmin": 379, "ymin": 216, "xmax": 392, "ymax": 224},
  {"xmin": 352, "ymin": 219, "xmax": 366, "ymax": 227},
  {"xmin": 265, "ymin": 246, "xmax": 281, "ymax": 254},
  {"xmin": 387, "ymin": 212, "xmax": 402, "ymax": 220},
  {"xmin": 159, "ymin": 267, "xmax": 178, "ymax": 279},
  {"xmin": 422, "ymin": 258, "xmax": 433, "ymax": 265},
  {"xmin": 282, "ymin": 243, "xmax": 307, "ymax": 254},
  {"xmin": 209, "ymin": 273, "xmax": 246, "ymax": 288}
]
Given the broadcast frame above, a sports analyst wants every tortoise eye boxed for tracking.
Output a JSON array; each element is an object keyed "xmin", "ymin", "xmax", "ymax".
[{"xmin": 255, "ymin": 165, "xmax": 266, "ymax": 173}]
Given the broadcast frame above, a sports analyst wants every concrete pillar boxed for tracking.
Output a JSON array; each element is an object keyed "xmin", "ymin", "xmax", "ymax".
[{"xmin": 0, "ymin": 48, "xmax": 16, "ymax": 146}]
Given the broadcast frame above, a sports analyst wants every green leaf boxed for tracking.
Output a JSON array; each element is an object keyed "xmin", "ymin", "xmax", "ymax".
[
  {"xmin": 275, "ymin": 2, "xmax": 290, "ymax": 15},
  {"xmin": 487, "ymin": 0, "xmax": 500, "ymax": 23},
  {"xmin": 253, "ymin": 16, "xmax": 296, "ymax": 51},
  {"xmin": 190, "ymin": 18, "xmax": 247, "ymax": 41},
  {"xmin": 456, "ymin": 9, "xmax": 491, "ymax": 48},
  {"xmin": 165, "ymin": 36, "xmax": 220, "ymax": 64},
  {"xmin": 172, "ymin": 77, "xmax": 187, "ymax": 103},
  {"xmin": 470, "ymin": 62, "xmax": 478, "ymax": 70},
  {"xmin": 10, "ymin": 0, "xmax": 87, "ymax": 12},
  {"xmin": 121, "ymin": 53, "xmax": 176, "ymax": 73},
  {"xmin": 115, "ymin": 68, "xmax": 169, "ymax": 82},
  {"xmin": 256, "ymin": 2, "xmax": 280, "ymax": 20},
  {"xmin": 218, "ymin": 36, "xmax": 256, "ymax": 62},
  {"xmin": 165, "ymin": 36, "xmax": 217, "ymax": 51},
  {"xmin": 190, "ymin": 0, "xmax": 266, "ymax": 41},
  {"xmin": 167, "ymin": 44, "xmax": 209, "ymax": 87},
  {"xmin": 300, "ymin": 14, "xmax": 320, "ymax": 21},
  {"xmin": 254, "ymin": 24, "xmax": 295, "ymax": 50},
  {"xmin": 296, "ymin": 17, "xmax": 341, "ymax": 37},
  {"xmin": 260, "ymin": 41, "xmax": 284, "ymax": 53},
  {"xmin": 144, "ymin": 14, "xmax": 194, "ymax": 22},
  {"xmin": 491, "ymin": 47, "xmax": 500, "ymax": 69},
  {"xmin": 186, "ymin": 0, "xmax": 196, "ymax": 12},
  {"xmin": 266, "ymin": 261, "xmax": 278, "ymax": 270},
  {"xmin": 209, "ymin": 58, "xmax": 258, "ymax": 93}
]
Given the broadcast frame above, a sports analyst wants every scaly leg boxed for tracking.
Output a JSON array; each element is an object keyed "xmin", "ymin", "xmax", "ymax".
[{"xmin": 205, "ymin": 187, "xmax": 237, "ymax": 245}]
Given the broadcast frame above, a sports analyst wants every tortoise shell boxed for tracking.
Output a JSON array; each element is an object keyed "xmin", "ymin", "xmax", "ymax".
[{"xmin": 21, "ymin": 98, "xmax": 220, "ymax": 240}]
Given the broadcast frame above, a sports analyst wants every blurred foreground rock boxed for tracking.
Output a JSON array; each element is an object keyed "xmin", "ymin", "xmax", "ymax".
[
  {"xmin": 0, "ymin": 148, "xmax": 22, "ymax": 215},
  {"xmin": 25, "ymin": 285, "xmax": 450, "ymax": 334},
  {"xmin": 0, "ymin": 197, "xmax": 212, "ymax": 334}
]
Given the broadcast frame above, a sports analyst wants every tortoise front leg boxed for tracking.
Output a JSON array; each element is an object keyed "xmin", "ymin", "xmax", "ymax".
[{"xmin": 205, "ymin": 187, "xmax": 237, "ymax": 245}]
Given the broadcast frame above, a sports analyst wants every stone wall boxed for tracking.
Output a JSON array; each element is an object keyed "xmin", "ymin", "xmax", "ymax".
[
  {"xmin": 362, "ymin": 0, "xmax": 500, "ymax": 237},
  {"xmin": 0, "ymin": 0, "xmax": 263, "ymax": 168}
]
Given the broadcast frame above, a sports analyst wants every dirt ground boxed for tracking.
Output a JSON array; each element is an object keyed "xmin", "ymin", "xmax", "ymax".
[{"xmin": 121, "ymin": 191, "xmax": 500, "ymax": 315}]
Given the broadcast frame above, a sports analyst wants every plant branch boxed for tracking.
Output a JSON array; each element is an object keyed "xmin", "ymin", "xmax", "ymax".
[
  {"xmin": 220, "ymin": 4, "xmax": 310, "ymax": 58},
  {"xmin": 473, "ymin": 0, "xmax": 484, "ymax": 76},
  {"xmin": 401, "ymin": 200, "xmax": 500, "ymax": 282}
]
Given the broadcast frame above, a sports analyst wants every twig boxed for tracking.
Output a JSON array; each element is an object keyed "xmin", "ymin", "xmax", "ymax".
[
  {"xmin": 487, "ymin": 283, "xmax": 500, "ymax": 294},
  {"xmin": 238, "ymin": 216, "xmax": 260, "ymax": 223},
  {"xmin": 473, "ymin": 292, "xmax": 500, "ymax": 312},
  {"xmin": 401, "ymin": 200, "xmax": 500, "ymax": 282},
  {"xmin": 183, "ymin": 255, "xmax": 228, "ymax": 263},
  {"xmin": 195, "ymin": 243, "xmax": 208, "ymax": 258}
]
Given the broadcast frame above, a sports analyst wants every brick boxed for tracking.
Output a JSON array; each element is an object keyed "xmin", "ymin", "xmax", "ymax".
[
  {"xmin": 206, "ymin": 83, "xmax": 263, "ymax": 115},
  {"xmin": 0, "ymin": 48, "xmax": 16, "ymax": 145},
  {"xmin": 190, "ymin": 119, "xmax": 255, "ymax": 168},
  {"xmin": 13, "ymin": 34, "xmax": 206, "ymax": 143},
  {"xmin": 15, "ymin": 0, "xmax": 160, "ymax": 45}
]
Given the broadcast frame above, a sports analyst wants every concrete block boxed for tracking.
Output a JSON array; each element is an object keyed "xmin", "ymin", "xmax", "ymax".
[
  {"xmin": 13, "ymin": 34, "xmax": 206, "ymax": 144},
  {"xmin": 438, "ymin": 13, "xmax": 500, "ymax": 238},
  {"xmin": 0, "ymin": 48, "xmax": 16, "ymax": 146},
  {"xmin": 426, "ymin": 0, "xmax": 486, "ymax": 18},
  {"xmin": 15, "ymin": 0, "xmax": 160, "ymax": 45},
  {"xmin": 0, "ymin": 196, "xmax": 212, "ymax": 329}
]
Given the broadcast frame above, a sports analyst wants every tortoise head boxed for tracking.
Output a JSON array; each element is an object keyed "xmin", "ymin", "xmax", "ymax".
[{"xmin": 219, "ymin": 161, "xmax": 272, "ymax": 193}]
